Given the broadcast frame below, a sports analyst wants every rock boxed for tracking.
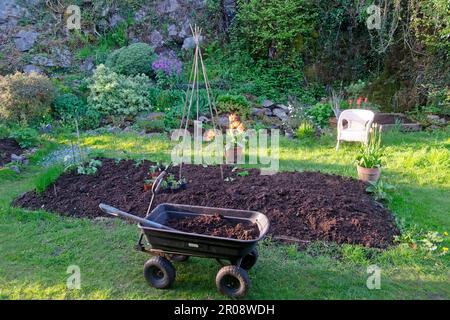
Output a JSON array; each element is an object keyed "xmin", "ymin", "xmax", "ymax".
[
  {"xmin": 123, "ymin": 126, "xmax": 132, "ymax": 132},
  {"xmin": 251, "ymin": 108, "xmax": 264, "ymax": 117},
  {"xmin": 426, "ymin": 115, "xmax": 440, "ymax": 121},
  {"xmin": 262, "ymin": 99, "xmax": 275, "ymax": 108},
  {"xmin": 276, "ymin": 104, "xmax": 289, "ymax": 112},
  {"xmin": 31, "ymin": 55, "xmax": 55, "ymax": 67},
  {"xmin": 156, "ymin": 0, "xmax": 180, "ymax": 14},
  {"xmin": 80, "ymin": 57, "xmax": 95, "ymax": 73},
  {"xmin": 427, "ymin": 114, "xmax": 447, "ymax": 125},
  {"xmin": 10, "ymin": 165, "xmax": 20, "ymax": 174},
  {"xmin": 53, "ymin": 47, "xmax": 72, "ymax": 68},
  {"xmin": 168, "ymin": 24, "xmax": 178, "ymax": 37},
  {"xmin": 11, "ymin": 154, "xmax": 25, "ymax": 163},
  {"xmin": 150, "ymin": 30, "xmax": 164, "ymax": 48},
  {"xmin": 182, "ymin": 36, "xmax": 203, "ymax": 50},
  {"xmin": 428, "ymin": 125, "xmax": 441, "ymax": 131},
  {"xmin": 263, "ymin": 108, "xmax": 273, "ymax": 116},
  {"xmin": 109, "ymin": 13, "xmax": 123, "ymax": 28},
  {"xmin": 23, "ymin": 64, "xmax": 43, "ymax": 74},
  {"xmin": 14, "ymin": 30, "xmax": 38, "ymax": 51},
  {"xmin": 107, "ymin": 126, "xmax": 120, "ymax": 133},
  {"xmin": 272, "ymin": 108, "xmax": 289, "ymax": 121},
  {"xmin": 0, "ymin": 0, "xmax": 28, "ymax": 27},
  {"xmin": 134, "ymin": 7, "xmax": 148, "ymax": 22}
]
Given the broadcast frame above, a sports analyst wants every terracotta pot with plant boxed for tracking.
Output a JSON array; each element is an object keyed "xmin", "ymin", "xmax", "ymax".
[{"xmin": 355, "ymin": 124, "xmax": 384, "ymax": 183}]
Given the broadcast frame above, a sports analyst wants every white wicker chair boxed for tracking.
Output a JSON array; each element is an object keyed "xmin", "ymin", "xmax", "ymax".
[{"xmin": 336, "ymin": 109, "xmax": 375, "ymax": 150}]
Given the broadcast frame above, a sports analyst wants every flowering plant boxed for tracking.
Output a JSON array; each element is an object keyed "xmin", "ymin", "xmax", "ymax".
[{"xmin": 151, "ymin": 51, "xmax": 182, "ymax": 88}]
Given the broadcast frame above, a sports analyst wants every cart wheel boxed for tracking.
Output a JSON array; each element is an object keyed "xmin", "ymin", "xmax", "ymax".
[
  {"xmin": 216, "ymin": 265, "xmax": 250, "ymax": 298},
  {"xmin": 166, "ymin": 254, "xmax": 189, "ymax": 262},
  {"xmin": 144, "ymin": 256, "xmax": 176, "ymax": 289},
  {"xmin": 240, "ymin": 248, "xmax": 259, "ymax": 270}
]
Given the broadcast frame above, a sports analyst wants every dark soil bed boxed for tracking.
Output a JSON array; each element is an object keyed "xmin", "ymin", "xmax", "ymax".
[
  {"xmin": 14, "ymin": 158, "xmax": 399, "ymax": 248},
  {"xmin": 167, "ymin": 214, "xmax": 259, "ymax": 240},
  {"xmin": 0, "ymin": 138, "xmax": 24, "ymax": 166}
]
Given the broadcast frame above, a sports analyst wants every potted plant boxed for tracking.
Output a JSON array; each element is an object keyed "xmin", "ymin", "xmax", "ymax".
[{"xmin": 355, "ymin": 124, "xmax": 384, "ymax": 183}]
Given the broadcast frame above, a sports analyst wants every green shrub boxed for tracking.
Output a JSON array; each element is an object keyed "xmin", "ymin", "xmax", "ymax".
[
  {"xmin": 295, "ymin": 121, "xmax": 315, "ymax": 139},
  {"xmin": 35, "ymin": 165, "xmax": 64, "ymax": 193},
  {"xmin": 0, "ymin": 123, "xmax": 9, "ymax": 138},
  {"xmin": 88, "ymin": 65, "xmax": 153, "ymax": 118},
  {"xmin": 216, "ymin": 94, "xmax": 251, "ymax": 118},
  {"xmin": 0, "ymin": 72, "xmax": 55, "ymax": 123},
  {"xmin": 136, "ymin": 119, "xmax": 165, "ymax": 132},
  {"xmin": 232, "ymin": 0, "xmax": 316, "ymax": 60},
  {"xmin": 9, "ymin": 127, "xmax": 39, "ymax": 148},
  {"xmin": 53, "ymin": 93, "xmax": 100, "ymax": 129},
  {"xmin": 105, "ymin": 43, "xmax": 156, "ymax": 76},
  {"xmin": 306, "ymin": 102, "xmax": 333, "ymax": 128}
]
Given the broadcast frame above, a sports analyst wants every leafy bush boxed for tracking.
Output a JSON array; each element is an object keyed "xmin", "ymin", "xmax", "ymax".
[
  {"xmin": 0, "ymin": 123, "xmax": 9, "ymax": 138},
  {"xmin": 152, "ymin": 51, "xmax": 182, "ymax": 89},
  {"xmin": 306, "ymin": 102, "xmax": 333, "ymax": 128},
  {"xmin": 366, "ymin": 180, "xmax": 395, "ymax": 202},
  {"xmin": 136, "ymin": 119, "xmax": 165, "ymax": 133},
  {"xmin": 9, "ymin": 127, "xmax": 39, "ymax": 148},
  {"xmin": 295, "ymin": 121, "xmax": 315, "ymax": 139},
  {"xmin": 105, "ymin": 43, "xmax": 156, "ymax": 76},
  {"xmin": 232, "ymin": 0, "xmax": 316, "ymax": 60},
  {"xmin": 0, "ymin": 72, "xmax": 55, "ymax": 123},
  {"xmin": 77, "ymin": 159, "xmax": 102, "ymax": 175},
  {"xmin": 53, "ymin": 93, "xmax": 100, "ymax": 129},
  {"xmin": 88, "ymin": 65, "xmax": 153, "ymax": 118},
  {"xmin": 216, "ymin": 94, "xmax": 251, "ymax": 119}
]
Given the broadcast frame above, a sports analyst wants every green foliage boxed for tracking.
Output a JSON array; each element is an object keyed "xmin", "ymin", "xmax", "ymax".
[
  {"xmin": 366, "ymin": 180, "xmax": 396, "ymax": 202},
  {"xmin": 306, "ymin": 102, "xmax": 333, "ymax": 128},
  {"xmin": 0, "ymin": 72, "xmax": 55, "ymax": 123},
  {"xmin": 9, "ymin": 127, "xmax": 39, "ymax": 148},
  {"xmin": 216, "ymin": 94, "xmax": 250, "ymax": 118},
  {"xmin": 105, "ymin": 43, "xmax": 156, "ymax": 76},
  {"xmin": 136, "ymin": 119, "xmax": 165, "ymax": 133},
  {"xmin": 232, "ymin": 0, "xmax": 316, "ymax": 60},
  {"xmin": 53, "ymin": 93, "xmax": 100, "ymax": 129},
  {"xmin": 77, "ymin": 159, "xmax": 102, "ymax": 175},
  {"xmin": 355, "ymin": 125, "xmax": 384, "ymax": 169},
  {"xmin": 88, "ymin": 65, "xmax": 153, "ymax": 117},
  {"xmin": 35, "ymin": 165, "xmax": 64, "ymax": 193},
  {"xmin": 0, "ymin": 123, "xmax": 10, "ymax": 139},
  {"xmin": 295, "ymin": 121, "xmax": 315, "ymax": 139}
]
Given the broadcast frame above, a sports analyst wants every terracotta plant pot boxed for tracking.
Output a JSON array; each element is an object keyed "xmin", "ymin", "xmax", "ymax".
[
  {"xmin": 225, "ymin": 146, "xmax": 243, "ymax": 163},
  {"xmin": 357, "ymin": 165, "xmax": 381, "ymax": 183}
]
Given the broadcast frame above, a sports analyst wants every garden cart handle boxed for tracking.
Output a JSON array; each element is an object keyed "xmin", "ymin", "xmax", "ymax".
[
  {"xmin": 146, "ymin": 170, "xmax": 167, "ymax": 216},
  {"xmin": 99, "ymin": 203, "xmax": 175, "ymax": 231}
]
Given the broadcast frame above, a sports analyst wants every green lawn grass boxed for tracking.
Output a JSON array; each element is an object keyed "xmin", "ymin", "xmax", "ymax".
[{"xmin": 0, "ymin": 129, "xmax": 449, "ymax": 299}]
